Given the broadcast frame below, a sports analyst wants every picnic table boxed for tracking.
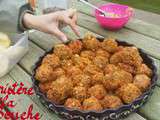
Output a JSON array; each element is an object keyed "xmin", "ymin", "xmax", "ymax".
[{"xmin": 1, "ymin": 0, "xmax": 160, "ymax": 120}]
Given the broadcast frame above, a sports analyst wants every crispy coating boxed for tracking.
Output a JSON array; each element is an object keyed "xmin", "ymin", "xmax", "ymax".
[
  {"xmin": 96, "ymin": 49, "xmax": 110, "ymax": 58},
  {"xmin": 80, "ymin": 50, "xmax": 95, "ymax": 60},
  {"xmin": 52, "ymin": 67, "xmax": 65, "ymax": 79},
  {"xmin": 101, "ymin": 38, "xmax": 118, "ymax": 53},
  {"xmin": 54, "ymin": 44, "xmax": 72, "ymax": 59},
  {"xmin": 91, "ymin": 72, "xmax": 104, "ymax": 85},
  {"xmin": 64, "ymin": 98, "xmax": 82, "ymax": 110},
  {"xmin": 88, "ymin": 84, "xmax": 107, "ymax": 100},
  {"xmin": 71, "ymin": 54, "xmax": 92, "ymax": 69},
  {"xmin": 66, "ymin": 66, "xmax": 82, "ymax": 77},
  {"xmin": 84, "ymin": 64, "xmax": 102, "ymax": 75},
  {"xmin": 42, "ymin": 54, "xmax": 60, "ymax": 68},
  {"xmin": 82, "ymin": 33, "xmax": 100, "ymax": 51},
  {"xmin": 35, "ymin": 64, "xmax": 54, "ymax": 82},
  {"xmin": 133, "ymin": 74, "xmax": 151, "ymax": 92},
  {"xmin": 47, "ymin": 76, "xmax": 73, "ymax": 104},
  {"xmin": 39, "ymin": 81, "xmax": 52, "ymax": 93},
  {"xmin": 61, "ymin": 59, "xmax": 73, "ymax": 71},
  {"xmin": 68, "ymin": 40, "xmax": 83, "ymax": 54},
  {"xmin": 104, "ymin": 64, "xmax": 119, "ymax": 74},
  {"xmin": 72, "ymin": 86, "xmax": 88, "ymax": 102},
  {"xmin": 93, "ymin": 56, "xmax": 109, "ymax": 68},
  {"xmin": 83, "ymin": 97, "xmax": 103, "ymax": 111},
  {"xmin": 118, "ymin": 63, "xmax": 136, "ymax": 74},
  {"xmin": 72, "ymin": 74, "xmax": 91, "ymax": 88},
  {"xmin": 116, "ymin": 83, "xmax": 142, "ymax": 104},
  {"xmin": 103, "ymin": 70, "xmax": 133, "ymax": 90},
  {"xmin": 136, "ymin": 64, "xmax": 152, "ymax": 77},
  {"xmin": 110, "ymin": 47, "xmax": 143, "ymax": 67},
  {"xmin": 101, "ymin": 95, "xmax": 123, "ymax": 109}
]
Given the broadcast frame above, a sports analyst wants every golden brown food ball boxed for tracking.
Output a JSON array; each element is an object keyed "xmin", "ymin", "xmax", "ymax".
[
  {"xmin": 42, "ymin": 54, "xmax": 60, "ymax": 68},
  {"xmin": 52, "ymin": 67, "xmax": 65, "ymax": 79},
  {"xmin": 35, "ymin": 64, "xmax": 54, "ymax": 82},
  {"xmin": 68, "ymin": 40, "xmax": 83, "ymax": 54},
  {"xmin": 116, "ymin": 83, "xmax": 142, "ymax": 104},
  {"xmin": 82, "ymin": 33, "xmax": 100, "ymax": 51},
  {"xmin": 101, "ymin": 38, "xmax": 118, "ymax": 53},
  {"xmin": 118, "ymin": 63, "xmax": 135, "ymax": 74},
  {"xmin": 47, "ymin": 76, "xmax": 73, "ymax": 104},
  {"xmin": 133, "ymin": 74, "xmax": 151, "ymax": 92},
  {"xmin": 84, "ymin": 64, "xmax": 102, "ymax": 75},
  {"xmin": 104, "ymin": 64, "xmax": 119, "ymax": 74},
  {"xmin": 95, "ymin": 49, "xmax": 110, "ymax": 58},
  {"xmin": 61, "ymin": 59, "xmax": 73, "ymax": 71},
  {"xmin": 88, "ymin": 84, "xmax": 107, "ymax": 100},
  {"xmin": 72, "ymin": 86, "xmax": 88, "ymax": 102},
  {"xmin": 64, "ymin": 98, "xmax": 82, "ymax": 110},
  {"xmin": 110, "ymin": 47, "xmax": 143, "ymax": 67},
  {"xmin": 54, "ymin": 44, "xmax": 72, "ymax": 59},
  {"xmin": 93, "ymin": 56, "xmax": 109, "ymax": 69},
  {"xmin": 39, "ymin": 81, "xmax": 52, "ymax": 93},
  {"xmin": 66, "ymin": 66, "xmax": 82, "ymax": 77},
  {"xmin": 91, "ymin": 72, "xmax": 104, "ymax": 85},
  {"xmin": 71, "ymin": 54, "xmax": 92, "ymax": 69},
  {"xmin": 103, "ymin": 70, "xmax": 133, "ymax": 90},
  {"xmin": 80, "ymin": 50, "xmax": 95, "ymax": 60},
  {"xmin": 83, "ymin": 97, "xmax": 103, "ymax": 111},
  {"xmin": 136, "ymin": 64, "xmax": 152, "ymax": 77},
  {"xmin": 101, "ymin": 95, "xmax": 123, "ymax": 109},
  {"xmin": 72, "ymin": 74, "xmax": 91, "ymax": 88}
]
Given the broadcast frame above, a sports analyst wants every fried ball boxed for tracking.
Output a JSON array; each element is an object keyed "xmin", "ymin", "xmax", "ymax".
[
  {"xmin": 95, "ymin": 49, "xmax": 110, "ymax": 58},
  {"xmin": 72, "ymin": 74, "xmax": 91, "ymax": 88},
  {"xmin": 64, "ymin": 98, "xmax": 82, "ymax": 110},
  {"xmin": 47, "ymin": 76, "xmax": 73, "ymax": 104},
  {"xmin": 52, "ymin": 67, "xmax": 65, "ymax": 79},
  {"xmin": 61, "ymin": 59, "xmax": 73, "ymax": 71},
  {"xmin": 91, "ymin": 72, "xmax": 104, "ymax": 85},
  {"xmin": 136, "ymin": 64, "xmax": 152, "ymax": 77},
  {"xmin": 93, "ymin": 56, "xmax": 109, "ymax": 68},
  {"xmin": 103, "ymin": 70, "xmax": 133, "ymax": 90},
  {"xmin": 101, "ymin": 95, "xmax": 123, "ymax": 109},
  {"xmin": 80, "ymin": 50, "xmax": 95, "ymax": 60},
  {"xmin": 88, "ymin": 84, "xmax": 107, "ymax": 100},
  {"xmin": 82, "ymin": 33, "xmax": 100, "ymax": 51},
  {"xmin": 72, "ymin": 86, "xmax": 87, "ymax": 102},
  {"xmin": 84, "ymin": 64, "xmax": 102, "ymax": 75},
  {"xmin": 104, "ymin": 64, "xmax": 119, "ymax": 74},
  {"xmin": 83, "ymin": 97, "xmax": 103, "ymax": 111},
  {"xmin": 133, "ymin": 74, "xmax": 151, "ymax": 92},
  {"xmin": 39, "ymin": 81, "xmax": 52, "ymax": 93},
  {"xmin": 42, "ymin": 54, "xmax": 60, "ymax": 68},
  {"xmin": 68, "ymin": 40, "xmax": 83, "ymax": 54},
  {"xmin": 118, "ymin": 63, "xmax": 135, "ymax": 74},
  {"xmin": 110, "ymin": 47, "xmax": 143, "ymax": 67},
  {"xmin": 35, "ymin": 64, "xmax": 54, "ymax": 82},
  {"xmin": 71, "ymin": 54, "xmax": 92, "ymax": 69},
  {"xmin": 101, "ymin": 38, "xmax": 118, "ymax": 53},
  {"xmin": 66, "ymin": 66, "xmax": 82, "ymax": 77},
  {"xmin": 54, "ymin": 44, "xmax": 72, "ymax": 59},
  {"xmin": 116, "ymin": 83, "xmax": 142, "ymax": 104}
]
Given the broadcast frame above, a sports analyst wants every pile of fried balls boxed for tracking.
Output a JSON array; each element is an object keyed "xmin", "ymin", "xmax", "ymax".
[{"xmin": 35, "ymin": 33, "xmax": 152, "ymax": 111}]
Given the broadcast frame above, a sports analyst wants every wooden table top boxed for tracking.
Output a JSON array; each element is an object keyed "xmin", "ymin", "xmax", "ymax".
[{"xmin": 1, "ymin": 0, "xmax": 160, "ymax": 120}]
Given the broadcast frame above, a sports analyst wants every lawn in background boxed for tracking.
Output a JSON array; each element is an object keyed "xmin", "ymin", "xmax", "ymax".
[{"xmin": 106, "ymin": 0, "xmax": 160, "ymax": 14}]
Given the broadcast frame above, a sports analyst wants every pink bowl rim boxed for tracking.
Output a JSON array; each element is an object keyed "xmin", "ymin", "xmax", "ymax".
[{"xmin": 95, "ymin": 3, "xmax": 134, "ymax": 19}]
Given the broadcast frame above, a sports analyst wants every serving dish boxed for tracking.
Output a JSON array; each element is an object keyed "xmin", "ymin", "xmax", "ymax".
[{"xmin": 32, "ymin": 37, "xmax": 157, "ymax": 120}]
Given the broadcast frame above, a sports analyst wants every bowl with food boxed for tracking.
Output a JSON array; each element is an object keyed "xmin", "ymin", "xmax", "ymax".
[
  {"xmin": 95, "ymin": 3, "xmax": 133, "ymax": 30},
  {"xmin": 32, "ymin": 33, "xmax": 157, "ymax": 120}
]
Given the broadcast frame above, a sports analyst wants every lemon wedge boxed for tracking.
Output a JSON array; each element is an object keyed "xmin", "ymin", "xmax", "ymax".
[{"xmin": 0, "ymin": 32, "xmax": 11, "ymax": 48}]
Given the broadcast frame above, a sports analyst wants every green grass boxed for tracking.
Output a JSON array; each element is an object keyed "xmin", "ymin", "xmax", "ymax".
[{"xmin": 106, "ymin": 0, "xmax": 160, "ymax": 14}]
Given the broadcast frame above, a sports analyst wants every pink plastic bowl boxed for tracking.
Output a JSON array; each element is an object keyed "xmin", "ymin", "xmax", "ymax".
[{"xmin": 95, "ymin": 3, "xmax": 133, "ymax": 30}]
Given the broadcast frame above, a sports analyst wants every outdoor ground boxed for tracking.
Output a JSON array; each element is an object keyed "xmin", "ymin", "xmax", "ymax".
[{"xmin": 106, "ymin": 0, "xmax": 160, "ymax": 14}]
